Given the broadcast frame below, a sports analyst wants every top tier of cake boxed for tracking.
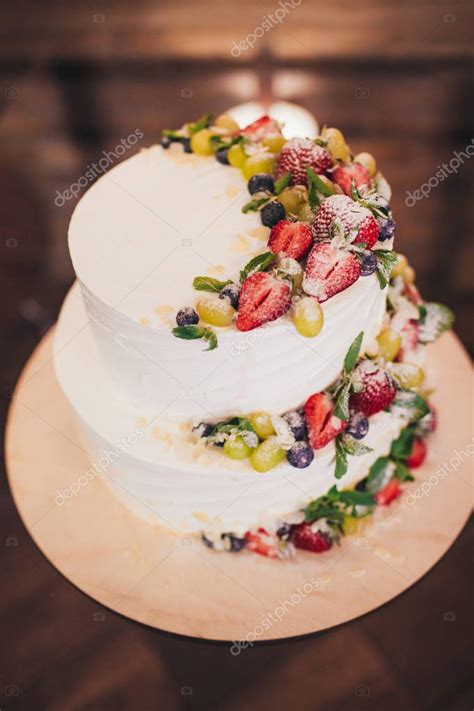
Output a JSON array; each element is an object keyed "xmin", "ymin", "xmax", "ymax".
[{"xmin": 68, "ymin": 144, "xmax": 387, "ymax": 420}]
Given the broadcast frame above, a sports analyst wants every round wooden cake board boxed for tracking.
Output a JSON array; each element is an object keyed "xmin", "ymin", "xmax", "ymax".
[{"xmin": 5, "ymin": 330, "xmax": 473, "ymax": 642}]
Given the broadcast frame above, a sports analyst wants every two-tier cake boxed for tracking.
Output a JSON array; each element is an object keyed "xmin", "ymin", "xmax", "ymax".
[{"xmin": 54, "ymin": 111, "xmax": 453, "ymax": 559}]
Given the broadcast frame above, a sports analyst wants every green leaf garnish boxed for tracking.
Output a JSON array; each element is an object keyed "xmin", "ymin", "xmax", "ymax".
[
  {"xmin": 366, "ymin": 457, "xmax": 393, "ymax": 494},
  {"xmin": 392, "ymin": 390, "xmax": 430, "ymax": 423},
  {"xmin": 242, "ymin": 196, "xmax": 271, "ymax": 213},
  {"xmin": 239, "ymin": 252, "xmax": 276, "ymax": 282},
  {"xmin": 274, "ymin": 171, "xmax": 291, "ymax": 194},
  {"xmin": 335, "ymin": 436, "xmax": 348, "ymax": 479},
  {"xmin": 417, "ymin": 302, "xmax": 454, "ymax": 343},
  {"xmin": 206, "ymin": 417, "xmax": 258, "ymax": 448},
  {"xmin": 334, "ymin": 380, "xmax": 352, "ymax": 421},
  {"xmin": 303, "ymin": 484, "xmax": 374, "ymax": 530},
  {"xmin": 340, "ymin": 434, "xmax": 373, "ymax": 457},
  {"xmin": 188, "ymin": 113, "xmax": 212, "ymax": 135},
  {"xmin": 306, "ymin": 167, "xmax": 334, "ymax": 197},
  {"xmin": 192, "ymin": 276, "xmax": 232, "ymax": 293},
  {"xmin": 172, "ymin": 325, "xmax": 218, "ymax": 351},
  {"xmin": 162, "ymin": 129, "xmax": 183, "ymax": 139},
  {"xmin": 373, "ymin": 249, "xmax": 398, "ymax": 289},
  {"xmin": 344, "ymin": 331, "xmax": 364, "ymax": 374},
  {"xmin": 307, "ymin": 174, "xmax": 321, "ymax": 211},
  {"xmin": 394, "ymin": 460, "xmax": 415, "ymax": 482},
  {"xmin": 390, "ymin": 427, "xmax": 416, "ymax": 460}
]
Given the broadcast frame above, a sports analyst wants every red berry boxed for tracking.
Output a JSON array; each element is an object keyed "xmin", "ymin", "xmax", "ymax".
[
  {"xmin": 239, "ymin": 115, "xmax": 281, "ymax": 141},
  {"xmin": 375, "ymin": 479, "xmax": 401, "ymax": 506},
  {"xmin": 303, "ymin": 242, "xmax": 361, "ymax": 302},
  {"xmin": 290, "ymin": 523, "xmax": 333, "ymax": 553},
  {"xmin": 396, "ymin": 319, "xmax": 419, "ymax": 360},
  {"xmin": 311, "ymin": 194, "xmax": 379, "ymax": 248},
  {"xmin": 406, "ymin": 438, "xmax": 427, "ymax": 468},
  {"xmin": 349, "ymin": 361, "xmax": 397, "ymax": 416},
  {"xmin": 305, "ymin": 392, "xmax": 347, "ymax": 450},
  {"xmin": 245, "ymin": 528, "xmax": 279, "ymax": 558},
  {"xmin": 276, "ymin": 138, "xmax": 332, "ymax": 186},
  {"xmin": 268, "ymin": 220, "xmax": 313, "ymax": 260},
  {"xmin": 236, "ymin": 271, "xmax": 291, "ymax": 332},
  {"xmin": 332, "ymin": 163, "xmax": 372, "ymax": 196}
]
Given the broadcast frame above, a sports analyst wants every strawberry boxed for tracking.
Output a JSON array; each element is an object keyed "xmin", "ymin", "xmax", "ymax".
[
  {"xmin": 245, "ymin": 528, "xmax": 279, "ymax": 558},
  {"xmin": 236, "ymin": 271, "xmax": 291, "ymax": 332},
  {"xmin": 268, "ymin": 220, "xmax": 313, "ymax": 260},
  {"xmin": 349, "ymin": 361, "xmax": 397, "ymax": 416},
  {"xmin": 289, "ymin": 523, "xmax": 333, "ymax": 553},
  {"xmin": 396, "ymin": 319, "xmax": 419, "ymax": 360},
  {"xmin": 305, "ymin": 392, "xmax": 347, "ymax": 450},
  {"xmin": 311, "ymin": 194, "xmax": 379, "ymax": 248},
  {"xmin": 332, "ymin": 162, "xmax": 372, "ymax": 196},
  {"xmin": 375, "ymin": 479, "xmax": 401, "ymax": 506},
  {"xmin": 276, "ymin": 138, "xmax": 332, "ymax": 186},
  {"xmin": 406, "ymin": 438, "xmax": 427, "ymax": 468},
  {"xmin": 303, "ymin": 242, "xmax": 361, "ymax": 302},
  {"xmin": 239, "ymin": 115, "xmax": 281, "ymax": 141}
]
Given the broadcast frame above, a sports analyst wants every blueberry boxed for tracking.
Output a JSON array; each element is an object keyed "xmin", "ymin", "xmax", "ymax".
[
  {"xmin": 346, "ymin": 413, "xmax": 369, "ymax": 440},
  {"xmin": 176, "ymin": 307, "xmax": 199, "ymax": 326},
  {"xmin": 215, "ymin": 147, "xmax": 230, "ymax": 165},
  {"xmin": 180, "ymin": 137, "xmax": 192, "ymax": 153},
  {"xmin": 261, "ymin": 200, "xmax": 286, "ymax": 227},
  {"xmin": 287, "ymin": 441, "xmax": 314, "ymax": 469},
  {"xmin": 219, "ymin": 282, "xmax": 240, "ymax": 309},
  {"xmin": 360, "ymin": 252, "xmax": 378, "ymax": 276},
  {"xmin": 225, "ymin": 534, "xmax": 247, "ymax": 552},
  {"xmin": 160, "ymin": 135, "xmax": 172, "ymax": 149},
  {"xmin": 202, "ymin": 534, "xmax": 215, "ymax": 549},
  {"xmin": 283, "ymin": 410, "xmax": 307, "ymax": 441},
  {"xmin": 248, "ymin": 173, "xmax": 275, "ymax": 195},
  {"xmin": 379, "ymin": 218, "xmax": 396, "ymax": 241},
  {"xmin": 277, "ymin": 523, "xmax": 293, "ymax": 539}
]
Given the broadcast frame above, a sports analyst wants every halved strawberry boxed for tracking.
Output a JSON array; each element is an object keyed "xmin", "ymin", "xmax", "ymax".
[
  {"xmin": 375, "ymin": 479, "xmax": 401, "ymax": 506},
  {"xmin": 289, "ymin": 523, "xmax": 333, "ymax": 553},
  {"xmin": 268, "ymin": 220, "xmax": 313, "ymax": 260},
  {"xmin": 311, "ymin": 194, "xmax": 379, "ymax": 248},
  {"xmin": 303, "ymin": 242, "xmax": 361, "ymax": 302},
  {"xmin": 305, "ymin": 392, "xmax": 347, "ymax": 450},
  {"xmin": 332, "ymin": 163, "xmax": 372, "ymax": 196},
  {"xmin": 276, "ymin": 138, "xmax": 332, "ymax": 186},
  {"xmin": 406, "ymin": 438, "xmax": 427, "ymax": 468},
  {"xmin": 236, "ymin": 271, "xmax": 291, "ymax": 332},
  {"xmin": 239, "ymin": 115, "xmax": 281, "ymax": 141},
  {"xmin": 245, "ymin": 528, "xmax": 280, "ymax": 558},
  {"xmin": 349, "ymin": 361, "xmax": 397, "ymax": 416}
]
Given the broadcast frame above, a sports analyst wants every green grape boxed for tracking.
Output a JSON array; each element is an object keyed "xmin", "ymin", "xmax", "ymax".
[
  {"xmin": 250, "ymin": 437, "xmax": 285, "ymax": 472},
  {"xmin": 196, "ymin": 294, "xmax": 234, "ymax": 327},
  {"xmin": 224, "ymin": 436, "xmax": 253, "ymax": 459},
  {"xmin": 190, "ymin": 129, "xmax": 215, "ymax": 156},
  {"xmin": 292, "ymin": 297, "xmax": 324, "ymax": 338},
  {"xmin": 227, "ymin": 143, "xmax": 247, "ymax": 168},
  {"xmin": 377, "ymin": 328, "xmax": 401, "ymax": 361},
  {"xmin": 242, "ymin": 153, "xmax": 276, "ymax": 180},
  {"xmin": 249, "ymin": 411, "xmax": 275, "ymax": 439}
]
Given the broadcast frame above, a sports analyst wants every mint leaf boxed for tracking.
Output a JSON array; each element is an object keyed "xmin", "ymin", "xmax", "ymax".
[
  {"xmin": 193, "ymin": 276, "xmax": 232, "ymax": 293},
  {"xmin": 207, "ymin": 417, "xmax": 258, "ymax": 448},
  {"xmin": 344, "ymin": 331, "xmax": 364, "ymax": 374},
  {"xmin": 335, "ymin": 436, "xmax": 348, "ymax": 479},
  {"xmin": 240, "ymin": 252, "xmax": 276, "ymax": 282},
  {"xmin": 366, "ymin": 457, "xmax": 393, "ymax": 494},
  {"xmin": 373, "ymin": 250, "xmax": 398, "ymax": 289},
  {"xmin": 394, "ymin": 460, "xmax": 415, "ymax": 482},
  {"xmin": 390, "ymin": 427, "xmax": 416, "ymax": 460},
  {"xmin": 418, "ymin": 302, "xmax": 454, "ymax": 343},
  {"xmin": 334, "ymin": 380, "xmax": 351, "ymax": 421},
  {"xmin": 306, "ymin": 167, "xmax": 334, "ymax": 197},
  {"xmin": 340, "ymin": 434, "xmax": 373, "ymax": 456},
  {"xmin": 274, "ymin": 171, "xmax": 291, "ymax": 194},
  {"xmin": 392, "ymin": 390, "xmax": 430, "ymax": 423},
  {"xmin": 172, "ymin": 325, "xmax": 218, "ymax": 351},
  {"xmin": 336, "ymin": 489, "xmax": 375, "ymax": 507},
  {"xmin": 188, "ymin": 112, "xmax": 212, "ymax": 135},
  {"xmin": 242, "ymin": 196, "xmax": 271, "ymax": 213}
]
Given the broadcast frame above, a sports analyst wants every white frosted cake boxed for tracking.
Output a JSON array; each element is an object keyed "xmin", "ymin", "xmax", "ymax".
[{"xmin": 54, "ymin": 112, "xmax": 453, "ymax": 558}]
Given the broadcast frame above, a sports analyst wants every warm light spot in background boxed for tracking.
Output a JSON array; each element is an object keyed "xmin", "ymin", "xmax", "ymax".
[{"xmin": 227, "ymin": 101, "xmax": 319, "ymax": 138}]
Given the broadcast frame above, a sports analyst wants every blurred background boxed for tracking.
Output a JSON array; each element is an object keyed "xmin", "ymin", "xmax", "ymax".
[{"xmin": 0, "ymin": 1, "xmax": 472, "ymax": 709}]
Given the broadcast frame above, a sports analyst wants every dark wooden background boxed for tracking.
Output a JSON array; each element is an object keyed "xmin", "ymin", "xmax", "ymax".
[{"xmin": 0, "ymin": 1, "xmax": 472, "ymax": 709}]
